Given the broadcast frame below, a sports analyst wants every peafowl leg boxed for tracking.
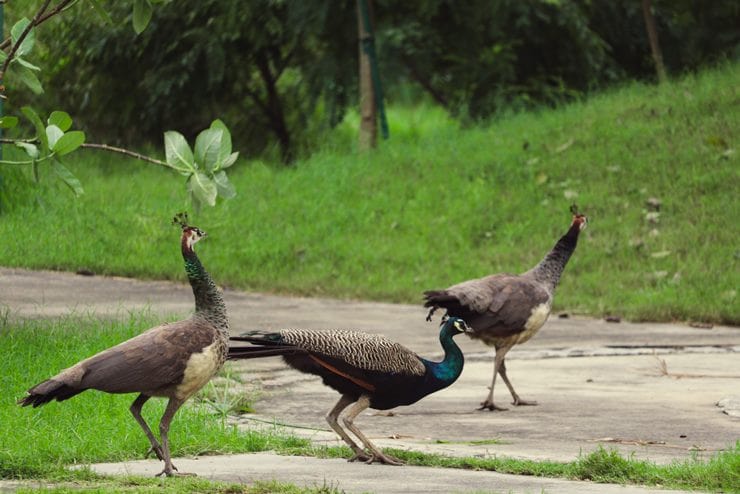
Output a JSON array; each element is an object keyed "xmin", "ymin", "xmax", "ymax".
[
  {"xmin": 326, "ymin": 394, "xmax": 371, "ymax": 462},
  {"xmin": 343, "ymin": 395, "xmax": 403, "ymax": 466},
  {"xmin": 499, "ymin": 360, "xmax": 537, "ymax": 406},
  {"xmin": 129, "ymin": 394, "xmax": 164, "ymax": 461},
  {"xmin": 155, "ymin": 398, "xmax": 195, "ymax": 478},
  {"xmin": 478, "ymin": 345, "xmax": 512, "ymax": 411}
]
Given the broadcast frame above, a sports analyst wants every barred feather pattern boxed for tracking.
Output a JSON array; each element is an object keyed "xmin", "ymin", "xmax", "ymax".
[{"xmin": 278, "ymin": 329, "xmax": 426, "ymax": 376}]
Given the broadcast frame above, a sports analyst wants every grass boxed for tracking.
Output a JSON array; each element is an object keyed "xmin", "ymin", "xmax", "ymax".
[
  {"xmin": 3, "ymin": 314, "xmax": 738, "ymax": 492},
  {"xmin": 0, "ymin": 63, "xmax": 738, "ymax": 324}
]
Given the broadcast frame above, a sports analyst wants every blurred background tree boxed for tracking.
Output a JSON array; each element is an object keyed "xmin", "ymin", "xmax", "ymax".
[{"xmin": 9, "ymin": 0, "xmax": 739, "ymax": 164}]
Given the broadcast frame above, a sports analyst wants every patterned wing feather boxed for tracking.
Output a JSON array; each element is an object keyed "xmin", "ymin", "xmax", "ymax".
[{"xmin": 277, "ymin": 329, "xmax": 426, "ymax": 377}]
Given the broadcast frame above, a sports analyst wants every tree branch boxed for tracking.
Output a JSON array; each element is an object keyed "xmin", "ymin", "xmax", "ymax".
[
  {"xmin": 81, "ymin": 143, "xmax": 180, "ymax": 170},
  {"xmin": 0, "ymin": 0, "xmax": 76, "ymax": 52},
  {"xmin": 0, "ymin": 0, "xmax": 52, "ymax": 82}
]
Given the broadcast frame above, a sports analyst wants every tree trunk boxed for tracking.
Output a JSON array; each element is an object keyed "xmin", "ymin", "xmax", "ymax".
[
  {"xmin": 357, "ymin": 0, "xmax": 376, "ymax": 151},
  {"xmin": 641, "ymin": 0, "xmax": 667, "ymax": 83},
  {"xmin": 255, "ymin": 54, "xmax": 293, "ymax": 163}
]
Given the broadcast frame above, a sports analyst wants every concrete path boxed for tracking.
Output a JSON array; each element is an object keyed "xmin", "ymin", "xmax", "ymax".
[{"xmin": 2, "ymin": 267, "xmax": 738, "ymax": 493}]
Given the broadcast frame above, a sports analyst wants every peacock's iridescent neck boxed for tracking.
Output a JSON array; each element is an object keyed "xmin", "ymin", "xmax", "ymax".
[{"xmin": 424, "ymin": 324, "xmax": 465, "ymax": 386}]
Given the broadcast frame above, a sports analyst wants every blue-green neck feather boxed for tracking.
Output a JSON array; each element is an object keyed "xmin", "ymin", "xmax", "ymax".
[{"xmin": 421, "ymin": 321, "xmax": 464, "ymax": 389}]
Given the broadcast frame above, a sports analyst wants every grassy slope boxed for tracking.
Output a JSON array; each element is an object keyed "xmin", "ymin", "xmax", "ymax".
[{"xmin": 0, "ymin": 63, "xmax": 738, "ymax": 323}]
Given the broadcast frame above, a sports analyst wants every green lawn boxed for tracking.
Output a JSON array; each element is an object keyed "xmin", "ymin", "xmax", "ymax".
[{"xmin": 0, "ymin": 63, "xmax": 738, "ymax": 324}]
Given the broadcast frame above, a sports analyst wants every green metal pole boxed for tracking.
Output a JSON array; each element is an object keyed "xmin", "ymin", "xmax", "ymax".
[{"xmin": 358, "ymin": 0, "xmax": 389, "ymax": 140}]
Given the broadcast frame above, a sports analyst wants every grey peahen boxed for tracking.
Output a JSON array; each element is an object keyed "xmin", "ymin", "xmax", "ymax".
[
  {"xmin": 228, "ymin": 316, "xmax": 471, "ymax": 465},
  {"xmin": 18, "ymin": 213, "xmax": 230, "ymax": 477},
  {"xmin": 423, "ymin": 209, "xmax": 587, "ymax": 411}
]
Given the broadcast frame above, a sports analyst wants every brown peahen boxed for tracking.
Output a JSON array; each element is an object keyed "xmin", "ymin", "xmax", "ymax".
[
  {"xmin": 424, "ymin": 209, "xmax": 587, "ymax": 411},
  {"xmin": 18, "ymin": 213, "xmax": 230, "ymax": 477},
  {"xmin": 228, "ymin": 316, "xmax": 470, "ymax": 465}
]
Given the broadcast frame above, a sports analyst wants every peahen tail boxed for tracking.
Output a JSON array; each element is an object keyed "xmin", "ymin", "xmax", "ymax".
[{"xmin": 18, "ymin": 378, "xmax": 84, "ymax": 408}]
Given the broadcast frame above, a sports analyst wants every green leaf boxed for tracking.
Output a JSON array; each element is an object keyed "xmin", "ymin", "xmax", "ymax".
[
  {"xmin": 48, "ymin": 111, "xmax": 73, "ymax": 132},
  {"xmin": 52, "ymin": 159, "xmax": 84, "ymax": 196},
  {"xmin": 0, "ymin": 116, "xmax": 19, "ymax": 129},
  {"xmin": 53, "ymin": 131, "xmax": 85, "ymax": 156},
  {"xmin": 11, "ymin": 18, "xmax": 35, "ymax": 57},
  {"xmin": 213, "ymin": 171, "xmax": 236, "ymax": 199},
  {"xmin": 164, "ymin": 131, "xmax": 195, "ymax": 171},
  {"xmin": 188, "ymin": 172, "xmax": 217, "ymax": 207},
  {"xmin": 22, "ymin": 106, "xmax": 48, "ymax": 152},
  {"xmin": 221, "ymin": 151, "xmax": 239, "ymax": 169},
  {"xmin": 132, "ymin": 0, "xmax": 154, "ymax": 34},
  {"xmin": 15, "ymin": 57, "xmax": 41, "ymax": 71},
  {"xmin": 15, "ymin": 141, "xmax": 38, "ymax": 159},
  {"xmin": 209, "ymin": 119, "xmax": 233, "ymax": 165},
  {"xmin": 194, "ymin": 128, "xmax": 222, "ymax": 172},
  {"xmin": 14, "ymin": 64, "xmax": 44, "ymax": 94},
  {"xmin": 86, "ymin": 0, "xmax": 113, "ymax": 24},
  {"xmin": 46, "ymin": 125, "xmax": 63, "ymax": 150},
  {"xmin": 32, "ymin": 161, "xmax": 40, "ymax": 183}
]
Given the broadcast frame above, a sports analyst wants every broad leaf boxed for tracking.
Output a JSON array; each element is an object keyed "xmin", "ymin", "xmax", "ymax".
[
  {"xmin": 53, "ymin": 131, "xmax": 85, "ymax": 156},
  {"xmin": 213, "ymin": 171, "xmax": 236, "ymax": 199},
  {"xmin": 15, "ymin": 141, "xmax": 38, "ymax": 159},
  {"xmin": 32, "ymin": 161, "xmax": 40, "ymax": 183},
  {"xmin": 15, "ymin": 57, "xmax": 41, "ymax": 71},
  {"xmin": 11, "ymin": 18, "xmax": 35, "ymax": 57},
  {"xmin": 221, "ymin": 151, "xmax": 239, "ymax": 169},
  {"xmin": 164, "ymin": 131, "xmax": 195, "ymax": 171},
  {"xmin": 194, "ymin": 128, "xmax": 222, "ymax": 172},
  {"xmin": 49, "ymin": 111, "xmax": 73, "ymax": 132},
  {"xmin": 188, "ymin": 172, "xmax": 217, "ymax": 207},
  {"xmin": 0, "ymin": 116, "xmax": 19, "ymax": 129},
  {"xmin": 132, "ymin": 0, "xmax": 153, "ymax": 34},
  {"xmin": 46, "ymin": 125, "xmax": 64, "ymax": 150},
  {"xmin": 86, "ymin": 0, "xmax": 113, "ymax": 24},
  {"xmin": 52, "ymin": 159, "xmax": 84, "ymax": 196},
  {"xmin": 14, "ymin": 64, "xmax": 44, "ymax": 94},
  {"xmin": 21, "ymin": 106, "xmax": 48, "ymax": 152},
  {"xmin": 210, "ymin": 119, "xmax": 233, "ymax": 166}
]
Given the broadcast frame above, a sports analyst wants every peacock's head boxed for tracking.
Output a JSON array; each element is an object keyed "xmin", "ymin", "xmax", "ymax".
[
  {"xmin": 173, "ymin": 212, "xmax": 207, "ymax": 250},
  {"xmin": 569, "ymin": 204, "xmax": 588, "ymax": 231},
  {"xmin": 444, "ymin": 316, "xmax": 471, "ymax": 334}
]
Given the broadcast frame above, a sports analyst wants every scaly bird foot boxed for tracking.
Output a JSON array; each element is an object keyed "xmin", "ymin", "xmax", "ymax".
[
  {"xmin": 348, "ymin": 450, "xmax": 372, "ymax": 463},
  {"xmin": 366, "ymin": 452, "xmax": 404, "ymax": 466},
  {"xmin": 512, "ymin": 398, "xmax": 538, "ymax": 406},
  {"xmin": 478, "ymin": 400, "xmax": 508, "ymax": 412},
  {"xmin": 155, "ymin": 463, "xmax": 196, "ymax": 477}
]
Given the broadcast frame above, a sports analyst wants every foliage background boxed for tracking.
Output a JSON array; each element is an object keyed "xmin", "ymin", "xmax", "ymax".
[{"xmin": 4, "ymin": 0, "xmax": 739, "ymax": 162}]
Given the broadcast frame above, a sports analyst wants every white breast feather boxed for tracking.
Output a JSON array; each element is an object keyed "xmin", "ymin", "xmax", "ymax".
[
  {"xmin": 176, "ymin": 341, "xmax": 220, "ymax": 400},
  {"xmin": 517, "ymin": 302, "xmax": 551, "ymax": 344}
]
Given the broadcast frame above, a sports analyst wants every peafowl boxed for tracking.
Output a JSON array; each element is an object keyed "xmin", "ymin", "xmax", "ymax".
[
  {"xmin": 228, "ymin": 316, "xmax": 471, "ymax": 465},
  {"xmin": 18, "ymin": 213, "xmax": 230, "ymax": 477},
  {"xmin": 424, "ymin": 208, "xmax": 586, "ymax": 411}
]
